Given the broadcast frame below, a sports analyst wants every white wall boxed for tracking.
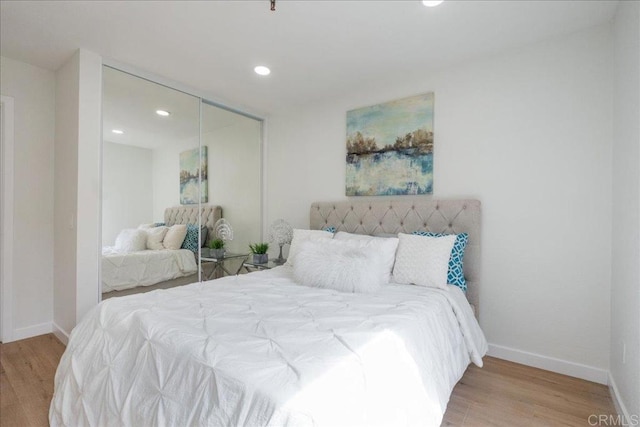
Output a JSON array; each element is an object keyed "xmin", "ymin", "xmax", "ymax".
[
  {"xmin": 102, "ymin": 141, "xmax": 153, "ymax": 246},
  {"xmin": 152, "ymin": 137, "xmax": 199, "ymax": 221},
  {"xmin": 75, "ymin": 49, "xmax": 102, "ymax": 324},
  {"xmin": 53, "ymin": 49, "xmax": 102, "ymax": 341},
  {"xmin": 0, "ymin": 56, "xmax": 55, "ymax": 340},
  {"xmin": 611, "ymin": 0, "xmax": 640, "ymax": 419},
  {"xmin": 53, "ymin": 52, "xmax": 80, "ymax": 339},
  {"xmin": 267, "ymin": 25, "xmax": 613, "ymax": 381}
]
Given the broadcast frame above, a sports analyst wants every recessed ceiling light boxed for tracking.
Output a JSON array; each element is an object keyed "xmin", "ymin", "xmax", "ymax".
[
  {"xmin": 112, "ymin": 129, "xmax": 124, "ymax": 134},
  {"xmin": 156, "ymin": 109, "xmax": 171, "ymax": 117},
  {"xmin": 422, "ymin": 0, "xmax": 444, "ymax": 6},
  {"xmin": 254, "ymin": 65, "xmax": 271, "ymax": 76}
]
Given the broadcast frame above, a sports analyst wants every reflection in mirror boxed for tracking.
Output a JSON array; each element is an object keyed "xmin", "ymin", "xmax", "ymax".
[
  {"xmin": 101, "ymin": 66, "xmax": 202, "ymax": 299},
  {"xmin": 200, "ymin": 102, "xmax": 262, "ymax": 275}
]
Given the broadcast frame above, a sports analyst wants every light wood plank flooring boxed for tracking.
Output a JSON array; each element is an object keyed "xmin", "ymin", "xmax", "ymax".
[{"xmin": 1, "ymin": 334, "xmax": 618, "ymax": 426}]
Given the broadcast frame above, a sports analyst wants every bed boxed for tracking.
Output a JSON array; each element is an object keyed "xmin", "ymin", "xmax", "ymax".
[
  {"xmin": 52, "ymin": 199, "xmax": 486, "ymax": 426},
  {"xmin": 101, "ymin": 205, "xmax": 222, "ymax": 298}
]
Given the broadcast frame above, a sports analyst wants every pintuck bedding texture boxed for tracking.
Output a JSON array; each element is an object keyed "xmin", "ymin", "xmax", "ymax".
[
  {"xmin": 101, "ymin": 247, "xmax": 198, "ymax": 292},
  {"xmin": 51, "ymin": 266, "xmax": 487, "ymax": 426}
]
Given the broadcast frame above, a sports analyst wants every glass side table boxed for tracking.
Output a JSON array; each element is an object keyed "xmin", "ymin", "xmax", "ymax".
[
  {"xmin": 200, "ymin": 253, "xmax": 249, "ymax": 280},
  {"xmin": 243, "ymin": 259, "xmax": 281, "ymax": 273}
]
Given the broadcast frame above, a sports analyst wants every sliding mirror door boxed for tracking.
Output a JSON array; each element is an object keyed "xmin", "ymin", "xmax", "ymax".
[
  {"xmin": 101, "ymin": 66, "xmax": 202, "ymax": 299},
  {"xmin": 200, "ymin": 102, "xmax": 262, "ymax": 273}
]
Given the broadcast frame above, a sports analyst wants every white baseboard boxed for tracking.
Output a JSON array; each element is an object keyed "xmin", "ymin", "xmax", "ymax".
[
  {"xmin": 12, "ymin": 322, "xmax": 53, "ymax": 342},
  {"xmin": 488, "ymin": 343, "xmax": 609, "ymax": 385},
  {"xmin": 52, "ymin": 321, "xmax": 69, "ymax": 346},
  {"xmin": 608, "ymin": 373, "xmax": 633, "ymax": 423}
]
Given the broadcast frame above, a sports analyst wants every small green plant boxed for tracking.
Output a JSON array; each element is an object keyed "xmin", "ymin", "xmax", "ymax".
[
  {"xmin": 209, "ymin": 238, "xmax": 225, "ymax": 250},
  {"xmin": 249, "ymin": 242, "xmax": 269, "ymax": 254}
]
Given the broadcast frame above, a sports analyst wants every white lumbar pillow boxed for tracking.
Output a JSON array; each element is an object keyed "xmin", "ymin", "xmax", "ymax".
[
  {"xmin": 285, "ymin": 229, "xmax": 334, "ymax": 267},
  {"xmin": 333, "ymin": 231, "xmax": 399, "ymax": 283},
  {"xmin": 146, "ymin": 226, "xmax": 169, "ymax": 250},
  {"xmin": 392, "ymin": 233, "xmax": 456, "ymax": 289},
  {"xmin": 114, "ymin": 229, "xmax": 148, "ymax": 253},
  {"xmin": 163, "ymin": 224, "xmax": 188, "ymax": 250},
  {"xmin": 293, "ymin": 239, "xmax": 386, "ymax": 293}
]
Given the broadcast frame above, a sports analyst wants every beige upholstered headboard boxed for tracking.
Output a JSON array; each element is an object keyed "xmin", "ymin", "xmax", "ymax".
[
  {"xmin": 310, "ymin": 199, "xmax": 481, "ymax": 317},
  {"xmin": 164, "ymin": 205, "xmax": 222, "ymax": 246}
]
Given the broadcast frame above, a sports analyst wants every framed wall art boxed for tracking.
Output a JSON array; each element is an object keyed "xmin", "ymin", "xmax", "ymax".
[
  {"xmin": 180, "ymin": 146, "xmax": 208, "ymax": 204},
  {"xmin": 346, "ymin": 92, "xmax": 434, "ymax": 196}
]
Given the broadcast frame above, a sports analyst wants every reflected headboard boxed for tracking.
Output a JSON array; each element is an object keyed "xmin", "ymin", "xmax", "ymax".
[
  {"xmin": 310, "ymin": 199, "xmax": 481, "ymax": 318},
  {"xmin": 164, "ymin": 205, "xmax": 222, "ymax": 246}
]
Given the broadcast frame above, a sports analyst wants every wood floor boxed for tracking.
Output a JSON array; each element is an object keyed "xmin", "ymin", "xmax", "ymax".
[{"xmin": 1, "ymin": 334, "xmax": 618, "ymax": 427}]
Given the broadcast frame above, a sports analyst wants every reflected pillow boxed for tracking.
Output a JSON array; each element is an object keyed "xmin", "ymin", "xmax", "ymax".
[
  {"xmin": 146, "ymin": 226, "xmax": 168, "ymax": 250},
  {"xmin": 163, "ymin": 224, "xmax": 188, "ymax": 250},
  {"xmin": 181, "ymin": 224, "xmax": 206, "ymax": 253},
  {"xmin": 293, "ymin": 239, "xmax": 386, "ymax": 293},
  {"xmin": 115, "ymin": 229, "xmax": 147, "ymax": 253}
]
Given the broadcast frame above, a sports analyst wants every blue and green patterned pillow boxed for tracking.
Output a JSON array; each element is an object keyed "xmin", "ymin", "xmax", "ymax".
[
  {"xmin": 412, "ymin": 231, "xmax": 469, "ymax": 291},
  {"xmin": 181, "ymin": 224, "xmax": 201, "ymax": 253},
  {"xmin": 322, "ymin": 226, "xmax": 337, "ymax": 233}
]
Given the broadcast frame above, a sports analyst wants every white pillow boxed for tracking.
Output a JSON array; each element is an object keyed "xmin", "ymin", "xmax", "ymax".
[
  {"xmin": 146, "ymin": 226, "xmax": 168, "ymax": 250},
  {"xmin": 392, "ymin": 233, "xmax": 456, "ymax": 289},
  {"xmin": 114, "ymin": 229, "xmax": 147, "ymax": 253},
  {"xmin": 285, "ymin": 229, "xmax": 334, "ymax": 267},
  {"xmin": 163, "ymin": 224, "xmax": 188, "ymax": 250},
  {"xmin": 293, "ymin": 239, "xmax": 386, "ymax": 293},
  {"xmin": 333, "ymin": 231, "xmax": 399, "ymax": 283}
]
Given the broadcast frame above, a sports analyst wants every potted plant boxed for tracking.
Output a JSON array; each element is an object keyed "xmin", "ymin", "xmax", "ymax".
[
  {"xmin": 208, "ymin": 238, "xmax": 226, "ymax": 259},
  {"xmin": 249, "ymin": 242, "xmax": 269, "ymax": 264}
]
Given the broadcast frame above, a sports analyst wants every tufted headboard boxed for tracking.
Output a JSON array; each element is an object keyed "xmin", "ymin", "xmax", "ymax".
[
  {"xmin": 164, "ymin": 205, "xmax": 222, "ymax": 246},
  {"xmin": 310, "ymin": 199, "xmax": 481, "ymax": 317}
]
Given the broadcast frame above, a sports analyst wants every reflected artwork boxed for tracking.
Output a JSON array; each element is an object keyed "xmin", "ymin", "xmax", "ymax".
[
  {"xmin": 180, "ymin": 147, "xmax": 208, "ymax": 204},
  {"xmin": 346, "ymin": 93, "xmax": 434, "ymax": 196}
]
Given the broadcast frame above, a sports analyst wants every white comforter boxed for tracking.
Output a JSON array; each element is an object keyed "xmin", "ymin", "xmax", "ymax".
[
  {"xmin": 102, "ymin": 247, "xmax": 198, "ymax": 292},
  {"xmin": 51, "ymin": 267, "xmax": 487, "ymax": 427}
]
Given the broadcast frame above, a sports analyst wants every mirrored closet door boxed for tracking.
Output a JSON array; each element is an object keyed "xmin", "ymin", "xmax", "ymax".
[
  {"xmin": 101, "ymin": 66, "xmax": 203, "ymax": 299},
  {"xmin": 100, "ymin": 66, "xmax": 264, "ymax": 300}
]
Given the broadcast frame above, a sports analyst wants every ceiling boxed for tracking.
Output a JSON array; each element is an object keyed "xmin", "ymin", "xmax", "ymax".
[
  {"xmin": 103, "ymin": 66, "xmax": 256, "ymax": 149},
  {"xmin": 1, "ymin": 1, "xmax": 618, "ymax": 115}
]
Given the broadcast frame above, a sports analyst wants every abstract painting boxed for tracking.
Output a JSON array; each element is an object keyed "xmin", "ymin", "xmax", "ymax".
[
  {"xmin": 180, "ymin": 146, "xmax": 208, "ymax": 204},
  {"xmin": 346, "ymin": 93, "xmax": 434, "ymax": 196}
]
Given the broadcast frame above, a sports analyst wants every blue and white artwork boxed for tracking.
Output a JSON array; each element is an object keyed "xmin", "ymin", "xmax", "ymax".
[
  {"xmin": 180, "ymin": 146, "xmax": 208, "ymax": 204},
  {"xmin": 346, "ymin": 93, "xmax": 434, "ymax": 196}
]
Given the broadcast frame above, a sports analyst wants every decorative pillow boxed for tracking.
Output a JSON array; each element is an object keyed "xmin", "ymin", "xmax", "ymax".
[
  {"xmin": 413, "ymin": 231, "xmax": 469, "ymax": 291},
  {"xmin": 114, "ymin": 229, "xmax": 148, "ymax": 253},
  {"xmin": 200, "ymin": 226, "xmax": 208, "ymax": 247},
  {"xmin": 322, "ymin": 226, "xmax": 337, "ymax": 233},
  {"xmin": 285, "ymin": 229, "xmax": 334, "ymax": 267},
  {"xmin": 333, "ymin": 231, "xmax": 399, "ymax": 283},
  {"xmin": 181, "ymin": 224, "xmax": 205, "ymax": 253},
  {"xmin": 146, "ymin": 226, "xmax": 168, "ymax": 250},
  {"xmin": 392, "ymin": 233, "xmax": 456, "ymax": 289},
  {"xmin": 163, "ymin": 224, "xmax": 188, "ymax": 250},
  {"xmin": 293, "ymin": 239, "xmax": 386, "ymax": 293},
  {"xmin": 154, "ymin": 222, "xmax": 166, "ymax": 227}
]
